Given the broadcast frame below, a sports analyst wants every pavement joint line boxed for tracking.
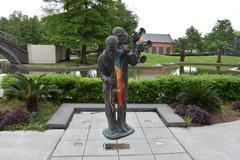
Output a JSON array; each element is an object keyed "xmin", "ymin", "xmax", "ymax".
[
  {"xmin": 168, "ymin": 128, "xmax": 195, "ymax": 160},
  {"xmin": 51, "ymin": 155, "xmax": 83, "ymax": 158},
  {"xmin": 154, "ymin": 152, "xmax": 190, "ymax": 156},
  {"xmin": 81, "ymin": 114, "xmax": 93, "ymax": 159},
  {"xmin": 47, "ymin": 130, "xmax": 66, "ymax": 160},
  {"xmin": 117, "ymin": 139, "xmax": 120, "ymax": 160},
  {"xmin": 135, "ymin": 112, "xmax": 157, "ymax": 160}
]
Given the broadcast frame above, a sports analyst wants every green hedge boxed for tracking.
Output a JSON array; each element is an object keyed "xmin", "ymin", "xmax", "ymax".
[{"xmin": 2, "ymin": 74, "xmax": 240, "ymax": 103}]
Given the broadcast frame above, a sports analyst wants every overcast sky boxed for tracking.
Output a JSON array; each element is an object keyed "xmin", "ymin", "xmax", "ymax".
[{"xmin": 0, "ymin": 0, "xmax": 240, "ymax": 39}]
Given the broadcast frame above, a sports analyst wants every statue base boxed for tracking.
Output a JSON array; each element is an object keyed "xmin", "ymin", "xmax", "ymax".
[{"xmin": 103, "ymin": 127, "xmax": 135, "ymax": 140}]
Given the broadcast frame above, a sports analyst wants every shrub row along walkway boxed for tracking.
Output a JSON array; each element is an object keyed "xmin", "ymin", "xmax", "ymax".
[{"xmin": 0, "ymin": 113, "xmax": 240, "ymax": 160}]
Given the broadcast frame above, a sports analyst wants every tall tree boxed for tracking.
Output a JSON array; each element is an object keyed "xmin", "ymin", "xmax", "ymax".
[
  {"xmin": 207, "ymin": 19, "xmax": 235, "ymax": 65},
  {"xmin": 0, "ymin": 11, "xmax": 43, "ymax": 45},
  {"xmin": 174, "ymin": 37, "xmax": 188, "ymax": 74},
  {"xmin": 42, "ymin": 0, "xmax": 138, "ymax": 64},
  {"xmin": 234, "ymin": 31, "xmax": 240, "ymax": 52},
  {"xmin": 186, "ymin": 26, "xmax": 203, "ymax": 53}
]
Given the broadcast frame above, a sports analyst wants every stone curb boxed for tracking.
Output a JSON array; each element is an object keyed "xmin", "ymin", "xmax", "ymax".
[{"xmin": 47, "ymin": 103, "xmax": 185, "ymax": 129}]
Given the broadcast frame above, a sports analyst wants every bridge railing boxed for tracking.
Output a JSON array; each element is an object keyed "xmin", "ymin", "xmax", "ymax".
[{"xmin": 0, "ymin": 31, "xmax": 19, "ymax": 46}]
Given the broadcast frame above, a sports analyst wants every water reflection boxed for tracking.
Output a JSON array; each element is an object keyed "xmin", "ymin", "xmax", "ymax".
[
  {"xmin": 74, "ymin": 69, "xmax": 97, "ymax": 78},
  {"xmin": 0, "ymin": 61, "xmax": 233, "ymax": 80},
  {"xmin": 171, "ymin": 66, "xmax": 198, "ymax": 75}
]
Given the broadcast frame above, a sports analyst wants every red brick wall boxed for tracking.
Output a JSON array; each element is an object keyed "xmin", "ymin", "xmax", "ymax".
[{"xmin": 148, "ymin": 42, "xmax": 174, "ymax": 55}]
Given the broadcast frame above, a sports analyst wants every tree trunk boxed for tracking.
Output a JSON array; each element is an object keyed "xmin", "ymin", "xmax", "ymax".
[
  {"xmin": 80, "ymin": 45, "xmax": 87, "ymax": 64},
  {"xmin": 26, "ymin": 95, "xmax": 38, "ymax": 112},
  {"xmin": 65, "ymin": 48, "xmax": 71, "ymax": 61},
  {"xmin": 180, "ymin": 49, "xmax": 185, "ymax": 62},
  {"xmin": 216, "ymin": 49, "xmax": 222, "ymax": 73},
  {"xmin": 216, "ymin": 49, "xmax": 222, "ymax": 63},
  {"xmin": 180, "ymin": 65, "xmax": 184, "ymax": 74},
  {"xmin": 179, "ymin": 49, "xmax": 185, "ymax": 74}
]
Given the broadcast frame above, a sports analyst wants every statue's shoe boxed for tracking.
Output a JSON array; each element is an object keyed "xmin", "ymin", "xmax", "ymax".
[{"xmin": 103, "ymin": 127, "xmax": 135, "ymax": 140}]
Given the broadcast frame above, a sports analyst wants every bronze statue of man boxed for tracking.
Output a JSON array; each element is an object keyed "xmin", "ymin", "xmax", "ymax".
[{"xmin": 98, "ymin": 27, "xmax": 150, "ymax": 140}]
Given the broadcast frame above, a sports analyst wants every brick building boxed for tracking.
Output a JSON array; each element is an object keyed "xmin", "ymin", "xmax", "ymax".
[{"xmin": 143, "ymin": 34, "xmax": 174, "ymax": 55}]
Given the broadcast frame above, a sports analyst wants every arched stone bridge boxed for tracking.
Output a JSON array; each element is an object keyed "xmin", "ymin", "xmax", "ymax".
[{"xmin": 0, "ymin": 31, "xmax": 28, "ymax": 64}]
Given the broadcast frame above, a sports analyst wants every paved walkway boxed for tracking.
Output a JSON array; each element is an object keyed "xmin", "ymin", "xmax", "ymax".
[
  {"xmin": 50, "ymin": 112, "xmax": 191, "ymax": 160},
  {"xmin": 0, "ymin": 130, "xmax": 64, "ymax": 160},
  {"xmin": 1, "ymin": 112, "xmax": 240, "ymax": 160},
  {"xmin": 170, "ymin": 120, "xmax": 240, "ymax": 160}
]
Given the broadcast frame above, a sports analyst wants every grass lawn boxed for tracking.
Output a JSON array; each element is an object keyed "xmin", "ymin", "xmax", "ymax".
[
  {"xmin": 28, "ymin": 53, "xmax": 239, "ymax": 71},
  {"xmin": 141, "ymin": 53, "xmax": 240, "ymax": 66},
  {"xmin": 139, "ymin": 53, "xmax": 240, "ymax": 71}
]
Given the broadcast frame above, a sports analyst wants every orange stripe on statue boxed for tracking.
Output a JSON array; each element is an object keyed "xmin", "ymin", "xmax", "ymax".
[{"xmin": 115, "ymin": 64, "xmax": 125, "ymax": 108}]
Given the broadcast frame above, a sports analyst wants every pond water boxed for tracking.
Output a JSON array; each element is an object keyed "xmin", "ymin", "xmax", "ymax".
[
  {"xmin": 0, "ymin": 61, "xmax": 235, "ymax": 80},
  {"xmin": 67, "ymin": 66, "xmax": 232, "ymax": 80}
]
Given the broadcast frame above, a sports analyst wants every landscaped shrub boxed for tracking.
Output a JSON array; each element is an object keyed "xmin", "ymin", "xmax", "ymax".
[
  {"xmin": 2, "ymin": 73, "xmax": 61, "ymax": 112},
  {"xmin": 232, "ymin": 101, "xmax": 240, "ymax": 110},
  {"xmin": 175, "ymin": 104, "xmax": 188, "ymax": 117},
  {"xmin": 0, "ymin": 109, "xmax": 29, "ymax": 130},
  {"xmin": 186, "ymin": 105, "xmax": 211, "ymax": 125},
  {"xmin": 2, "ymin": 74, "xmax": 240, "ymax": 108},
  {"xmin": 175, "ymin": 105, "xmax": 211, "ymax": 125},
  {"xmin": 177, "ymin": 82, "xmax": 221, "ymax": 111}
]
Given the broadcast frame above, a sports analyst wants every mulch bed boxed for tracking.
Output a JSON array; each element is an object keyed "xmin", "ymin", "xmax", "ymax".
[
  {"xmin": 170, "ymin": 101, "xmax": 240, "ymax": 125},
  {"xmin": 210, "ymin": 101, "xmax": 240, "ymax": 124}
]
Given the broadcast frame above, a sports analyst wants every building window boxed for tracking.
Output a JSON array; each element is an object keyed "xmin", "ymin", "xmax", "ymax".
[
  {"xmin": 152, "ymin": 47, "xmax": 156, "ymax": 54},
  {"xmin": 166, "ymin": 47, "xmax": 171, "ymax": 54},
  {"xmin": 159, "ymin": 47, "xmax": 163, "ymax": 55}
]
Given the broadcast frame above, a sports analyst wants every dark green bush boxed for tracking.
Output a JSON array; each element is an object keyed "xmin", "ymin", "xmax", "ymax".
[
  {"xmin": 2, "ymin": 74, "xmax": 240, "ymax": 111},
  {"xmin": 177, "ymin": 82, "xmax": 221, "ymax": 111}
]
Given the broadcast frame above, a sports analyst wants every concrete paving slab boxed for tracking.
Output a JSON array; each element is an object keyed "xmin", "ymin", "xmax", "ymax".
[
  {"xmin": 120, "ymin": 155, "xmax": 155, "ymax": 160},
  {"xmin": 88, "ymin": 128, "xmax": 107, "ymax": 140},
  {"xmin": 0, "ymin": 130, "xmax": 64, "ymax": 160},
  {"xmin": 90, "ymin": 113, "xmax": 108, "ymax": 129},
  {"xmin": 125, "ymin": 112, "xmax": 141, "ymax": 128},
  {"xmin": 90, "ymin": 120, "xmax": 108, "ymax": 129},
  {"xmin": 49, "ymin": 112, "xmax": 189, "ymax": 160},
  {"xmin": 126, "ymin": 119, "xmax": 141, "ymax": 128},
  {"xmin": 51, "ymin": 157, "xmax": 82, "ymax": 160},
  {"xmin": 118, "ymin": 139, "xmax": 152, "ymax": 155},
  {"xmin": 47, "ymin": 105, "xmax": 75, "ymax": 128},
  {"xmin": 83, "ymin": 156, "xmax": 118, "ymax": 160},
  {"xmin": 126, "ymin": 112, "xmax": 138, "ymax": 119},
  {"xmin": 88, "ymin": 120, "xmax": 143, "ymax": 140},
  {"xmin": 121, "ymin": 128, "xmax": 145, "ymax": 140},
  {"xmin": 68, "ymin": 113, "xmax": 93, "ymax": 129},
  {"xmin": 72, "ymin": 112, "xmax": 94, "ymax": 120},
  {"xmin": 136, "ymin": 112, "xmax": 165, "ymax": 128},
  {"xmin": 155, "ymin": 153, "xmax": 192, "ymax": 160},
  {"xmin": 61, "ymin": 129, "xmax": 89, "ymax": 141},
  {"xmin": 170, "ymin": 120, "xmax": 240, "ymax": 160},
  {"xmin": 148, "ymin": 138, "xmax": 185, "ymax": 154},
  {"xmin": 53, "ymin": 140, "xmax": 86, "ymax": 157},
  {"xmin": 68, "ymin": 120, "xmax": 91, "ymax": 129},
  {"xmin": 91, "ymin": 112, "xmax": 106, "ymax": 119},
  {"xmin": 156, "ymin": 104, "xmax": 185, "ymax": 127},
  {"xmin": 84, "ymin": 140, "xmax": 118, "ymax": 156},
  {"xmin": 142, "ymin": 127, "xmax": 174, "ymax": 139}
]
